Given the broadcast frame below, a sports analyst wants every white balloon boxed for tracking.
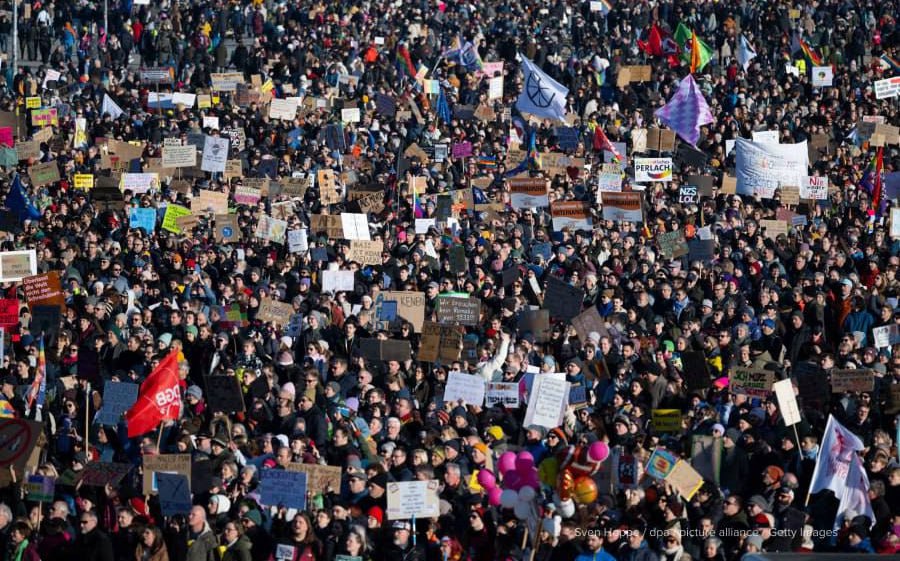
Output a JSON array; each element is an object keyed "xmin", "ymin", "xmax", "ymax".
[
  {"xmin": 500, "ymin": 489, "xmax": 518, "ymax": 509},
  {"xmin": 518, "ymin": 486, "xmax": 536, "ymax": 502},
  {"xmin": 559, "ymin": 499, "xmax": 576, "ymax": 518},
  {"xmin": 514, "ymin": 501, "xmax": 532, "ymax": 520}
]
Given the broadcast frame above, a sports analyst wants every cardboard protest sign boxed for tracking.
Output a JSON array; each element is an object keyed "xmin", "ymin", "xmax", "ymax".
[
  {"xmin": 666, "ymin": 460, "xmax": 704, "ymax": 500},
  {"xmin": 830, "ymin": 369, "xmax": 874, "ymax": 393},
  {"xmin": 435, "ymin": 297, "xmax": 481, "ymax": 326},
  {"xmin": 730, "ymin": 367, "xmax": 774, "ymax": 398},
  {"xmin": 29, "ymin": 161, "xmax": 60, "ymax": 186},
  {"xmin": 444, "ymin": 371, "xmax": 486, "ymax": 406},
  {"xmin": 657, "ymin": 230, "xmax": 689, "ymax": 259},
  {"xmin": 418, "ymin": 321, "xmax": 463, "ymax": 363},
  {"xmin": 0, "ymin": 419, "xmax": 43, "ymax": 484},
  {"xmin": 570, "ymin": 306, "xmax": 608, "ymax": 345},
  {"xmin": 543, "ymin": 276, "xmax": 584, "ymax": 321},
  {"xmin": 95, "ymin": 381, "xmax": 138, "ymax": 425},
  {"xmin": 215, "ymin": 214, "xmax": 240, "ymax": 243},
  {"xmin": 79, "ymin": 462, "xmax": 133, "ymax": 487},
  {"xmin": 142, "ymin": 453, "xmax": 192, "ymax": 495},
  {"xmin": 378, "ymin": 292, "xmax": 426, "ymax": 332},
  {"xmin": 161, "ymin": 146, "xmax": 196, "ymax": 168},
  {"xmin": 285, "ymin": 463, "xmax": 342, "ymax": 492},
  {"xmin": 386, "ymin": 480, "xmax": 440, "ymax": 519},
  {"xmin": 347, "ymin": 240, "xmax": 383, "ymax": 265},
  {"xmin": 260, "ymin": 470, "xmax": 307, "ymax": 510},
  {"xmin": 193, "ymin": 190, "xmax": 229, "ymax": 215},
  {"xmin": 309, "ymin": 214, "xmax": 343, "ymax": 238},
  {"xmin": 256, "ymin": 299, "xmax": 295, "ymax": 325},
  {"xmin": 203, "ymin": 375, "xmax": 245, "ymax": 414},
  {"xmin": 551, "ymin": 201, "xmax": 592, "ymax": 231}
]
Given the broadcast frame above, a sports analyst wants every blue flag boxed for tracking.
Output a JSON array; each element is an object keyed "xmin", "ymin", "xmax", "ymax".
[
  {"xmin": 516, "ymin": 56, "xmax": 569, "ymax": 122},
  {"xmin": 5, "ymin": 174, "xmax": 41, "ymax": 221},
  {"xmin": 436, "ymin": 86, "xmax": 452, "ymax": 125}
]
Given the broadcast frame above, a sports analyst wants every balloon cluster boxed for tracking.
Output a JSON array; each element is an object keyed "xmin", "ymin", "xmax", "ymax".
[
  {"xmin": 548, "ymin": 441, "xmax": 610, "ymax": 510},
  {"xmin": 476, "ymin": 451, "xmax": 542, "ymax": 520}
]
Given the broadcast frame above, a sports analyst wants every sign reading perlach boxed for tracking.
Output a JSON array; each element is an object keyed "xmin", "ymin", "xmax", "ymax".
[{"xmin": 634, "ymin": 158, "xmax": 673, "ymax": 182}]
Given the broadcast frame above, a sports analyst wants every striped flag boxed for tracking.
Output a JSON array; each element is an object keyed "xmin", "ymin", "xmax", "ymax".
[
  {"xmin": 653, "ymin": 74, "xmax": 714, "ymax": 147},
  {"xmin": 797, "ymin": 37, "xmax": 823, "ymax": 65},
  {"xmin": 835, "ymin": 452, "xmax": 874, "ymax": 531}
]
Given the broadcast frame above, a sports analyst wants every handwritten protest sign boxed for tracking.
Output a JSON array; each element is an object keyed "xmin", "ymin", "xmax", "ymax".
[
  {"xmin": 830, "ymin": 369, "xmax": 874, "ymax": 393},
  {"xmin": 524, "ymin": 373, "xmax": 569, "ymax": 429},
  {"xmin": 386, "ymin": 480, "xmax": 440, "ymax": 519},
  {"xmin": 260, "ymin": 470, "xmax": 307, "ymax": 510},
  {"xmin": 435, "ymin": 297, "xmax": 481, "ymax": 326},
  {"xmin": 652, "ymin": 409, "xmax": 682, "ymax": 433},
  {"xmin": 443, "ymin": 372, "xmax": 486, "ymax": 406},
  {"xmin": 486, "ymin": 382, "xmax": 519, "ymax": 408},
  {"xmin": 285, "ymin": 463, "xmax": 342, "ymax": 492},
  {"xmin": 730, "ymin": 367, "xmax": 774, "ymax": 398},
  {"xmin": 79, "ymin": 463, "xmax": 133, "ymax": 487},
  {"xmin": 142, "ymin": 453, "xmax": 192, "ymax": 495}
]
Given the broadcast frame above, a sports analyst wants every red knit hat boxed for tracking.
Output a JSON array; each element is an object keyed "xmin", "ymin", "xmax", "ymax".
[{"xmin": 367, "ymin": 506, "xmax": 384, "ymax": 526}]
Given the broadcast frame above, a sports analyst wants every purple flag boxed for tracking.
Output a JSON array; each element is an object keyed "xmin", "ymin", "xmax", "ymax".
[{"xmin": 654, "ymin": 74, "xmax": 714, "ymax": 147}]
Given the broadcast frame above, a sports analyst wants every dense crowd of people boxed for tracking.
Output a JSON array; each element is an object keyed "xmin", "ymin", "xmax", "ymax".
[{"xmin": 0, "ymin": 0, "xmax": 898, "ymax": 560}]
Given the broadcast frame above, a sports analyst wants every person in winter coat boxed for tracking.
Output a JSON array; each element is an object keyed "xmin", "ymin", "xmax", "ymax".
[
  {"xmin": 9, "ymin": 521, "xmax": 40, "ymax": 561},
  {"xmin": 185, "ymin": 507, "xmax": 218, "ymax": 561},
  {"xmin": 619, "ymin": 526, "xmax": 658, "ymax": 561},
  {"xmin": 74, "ymin": 512, "xmax": 114, "ymax": 561},
  {"xmin": 134, "ymin": 526, "xmax": 170, "ymax": 561},
  {"xmin": 220, "ymin": 523, "xmax": 252, "ymax": 561}
]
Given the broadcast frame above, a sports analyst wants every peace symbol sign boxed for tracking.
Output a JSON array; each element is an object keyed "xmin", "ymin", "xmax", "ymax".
[{"xmin": 526, "ymin": 72, "xmax": 556, "ymax": 109}]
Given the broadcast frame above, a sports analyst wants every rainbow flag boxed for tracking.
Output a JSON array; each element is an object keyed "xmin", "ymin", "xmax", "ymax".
[
  {"xmin": 798, "ymin": 38, "xmax": 823, "ymax": 65},
  {"xmin": 412, "ymin": 179, "xmax": 425, "ymax": 218},
  {"xmin": 880, "ymin": 54, "xmax": 900, "ymax": 73},
  {"xmin": 27, "ymin": 335, "xmax": 46, "ymax": 409},
  {"xmin": 0, "ymin": 399, "xmax": 14, "ymax": 418}
]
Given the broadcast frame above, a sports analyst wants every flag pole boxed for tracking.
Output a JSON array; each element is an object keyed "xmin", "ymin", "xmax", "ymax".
[
  {"xmin": 84, "ymin": 382, "xmax": 91, "ymax": 464},
  {"xmin": 156, "ymin": 420, "xmax": 165, "ymax": 453}
]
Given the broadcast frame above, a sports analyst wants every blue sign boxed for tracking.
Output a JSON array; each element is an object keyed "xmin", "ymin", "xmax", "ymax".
[
  {"xmin": 260, "ymin": 470, "xmax": 307, "ymax": 510},
  {"xmin": 95, "ymin": 381, "xmax": 138, "ymax": 426},
  {"xmin": 130, "ymin": 208, "xmax": 156, "ymax": 233},
  {"xmin": 157, "ymin": 473, "xmax": 191, "ymax": 516}
]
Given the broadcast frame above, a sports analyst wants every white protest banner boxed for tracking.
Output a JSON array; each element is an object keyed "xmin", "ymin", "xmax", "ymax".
[
  {"xmin": 161, "ymin": 145, "xmax": 196, "ymax": 168},
  {"xmin": 341, "ymin": 214, "xmax": 371, "ymax": 240},
  {"xmin": 551, "ymin": 201, "xmax": 592, "ymax": 231},
  {"xmin": 341, "ymin": 108, "xmax": 361, "ymax": 123},
  {"xmin": 634, "ymin": 158, "xmax": 673, "ymax": 182},
  {"xmin": 874, "ymin": 76, "xmax": 900, "ymax": 100},
  {"xmin": 322, "ymin": 270, "xmax": 354, "ymax": 293},
  {"xmin": 800, "ymin": 175, "xmax": 828, "ymax": 200},
  {"xmin": 120, "ymin": 173, "xmax": 159, "ymax": 194},
  {"xmin": 523, "ymin": 373, "xmax": 569, "ymax": 429},
  {"xmin": 0, "ymin": 249, "xmax": 37, "ymax": 282},
  {"xmin": 486, "ymin": 382, "xmax": 520, "ymax": 408},
  {"xmin": 443, "ymin": 372, "xmax": 486, "ymax": 406},
  {"xmin": 773, "ymin": 379, "xmax": 801, "ymax": 426},
  {"xmin": 172, "ymin": 93, "xmax": 196, "ymax": 107},
  {"xmin": 812, "ymin": 66, "xmax": 833, "ymax": 87},
  {"xmin": 752, "ymin": 130, "xmax": 780, "ymax": 145},
  {"xmin": 601, "ymin": 192, "xmax": 643, "ymax": 223},
  {"xmin": 488, "ymin": 77, "xmax": 503, "ymax": 100},
  {"xmin": 735, "ymin": 139, "xmax": 808, "ymax": 197},
  {"xmin": 415, "ymin": 218, "xmax": 436, "ymax": 234},
  {"xmin": 269, "ymin": 98, "xmax": 298, "ymax": 120},
  {"xmin": 386, "ymin": 480, "xmax": 440, "ymax": 519},
  {"xmin": 288, "ymin": 229, "xmax": 308, "ymax": 254},
  {"xmin": 596, "ymin": 172, "xmax": 622, "ymax": 193},
  {"xmin": 508, "ymin": 177, "xmax": 549, "ymax": 208},
  {"xmin": 872, "ymin": 324, "xmax": 900, "ymax": 349},
  {"xmin": 201, "ymin": 135, "xmax": 229, "ymax": 173}
]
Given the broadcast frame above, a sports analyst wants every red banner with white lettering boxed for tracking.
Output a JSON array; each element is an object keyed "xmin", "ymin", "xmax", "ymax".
[{"xmin": 125, "ymin": 351, "xmax": 182, "ymax": 437}]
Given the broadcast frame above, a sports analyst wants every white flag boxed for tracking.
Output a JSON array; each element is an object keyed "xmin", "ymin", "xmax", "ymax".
[
  {"xmin": 102, "ymin": 94, "xmax": 124, "ymax": 119},
  {"xmin": 835, "ymin": 452, "xmax": 874, "ymax": 530},
  {"xmin": 737, "ymin": 35, "xmax": 757, "ymax": 71},
  {"xmin": 515, "ymin": 56, "xmax": 569, "ymax": 122},
  {"xmin": 809, "ymin": 415, "xmax": 864, "ymax": 498}
]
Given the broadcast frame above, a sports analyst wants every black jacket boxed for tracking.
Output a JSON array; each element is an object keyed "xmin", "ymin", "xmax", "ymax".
[{"xmin": 75, "ymin": 528, "xmax": 115, "ymax": 561}]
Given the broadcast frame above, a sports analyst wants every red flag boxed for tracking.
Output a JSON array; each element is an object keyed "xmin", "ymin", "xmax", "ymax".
[
  {"xmin": 638, "ymin": 24, "xmax": 664, "ymax": 56},
  {"xmin": 593, "ymin": 126, "xmax": 622, "ymax": 161},
  {"xmin": 873, "ymin": 147, "xmax": 884, "ymax": 216},
  {"xmin": 125, "ymin": 351, "xmax": 182, "ymax": 438}
]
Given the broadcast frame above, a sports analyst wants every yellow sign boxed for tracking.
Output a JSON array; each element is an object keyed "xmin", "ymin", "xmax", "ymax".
[
  {"xmin": 162, "ymin": 204, "xmax": 191, "ymax": 234},
  {"xmin": 25, "ymin": 97, "xmax": 41, "ymax": 109},
  {"xmin": 652, "ymin": 409, "xmax": 683, "ymax": 433},
  {"xmin": 197, "ymin": 95, "xmax": 211, "ymax": 109},
  {"xmin": 73, "ymin": 174, "xmax": 94, "ymax": 190}
]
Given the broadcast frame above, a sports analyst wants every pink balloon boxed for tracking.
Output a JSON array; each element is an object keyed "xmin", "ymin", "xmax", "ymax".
[
  {"xmin": 488, "ymin": 487, "xmax": 503, "ymax": 507},
  {"xmin": 515, "ymin": 451, "xmax": 535, "ymax": 474},
  {"xmin": 504, "ymin": 471, "xmax": 521, "ymax": 490},
  {"xmin": 498, "ymin": 452, "xmax": 517, "ymax": 475},
  {"xmin": 588, "ymin": 441, "xmax": 610, "ymax": 463},
  {"xmin": 524, "ymin": 474, "xmax": 541, "ymax": 489},
  {"xmin": 477, "ymin": 469, "xmax": 497, "ymax": 490}
]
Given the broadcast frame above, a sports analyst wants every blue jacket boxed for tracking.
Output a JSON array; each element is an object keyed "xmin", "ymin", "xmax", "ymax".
[{"xmin": 575, "ymin": 549, "xmax": 616, "ymax": 561}]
